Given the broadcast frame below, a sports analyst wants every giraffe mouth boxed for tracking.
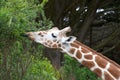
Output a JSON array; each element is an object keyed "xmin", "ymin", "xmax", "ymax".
[{"xmin": 21, "ymin": 34, "xmax": 29, "ymax": 37}]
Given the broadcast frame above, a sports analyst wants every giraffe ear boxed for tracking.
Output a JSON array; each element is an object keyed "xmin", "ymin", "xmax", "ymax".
[{"xmin": 62, "ymin": 36, "xmax": 76, "ymax": 43}]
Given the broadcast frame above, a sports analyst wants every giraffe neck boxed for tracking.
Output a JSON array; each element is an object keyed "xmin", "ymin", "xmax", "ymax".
[{"xmin": 61, "ymin": 40, "xmax": 120, "ymax": 80}]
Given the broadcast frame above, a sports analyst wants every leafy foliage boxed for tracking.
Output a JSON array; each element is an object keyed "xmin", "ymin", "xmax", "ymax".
[
  {"xmin": 61, "ymin": 55, "xmax": 101, "ymax": 80},
  {"xmin": 24, "ymin": 57, "xmax": 60, "ymax": 80},
  {"xmin": 0, "ymin": 0, "xmax": 56, "ymax": 80},
  {"xmin": 0, "ymin": 0, "xmax": 52, "ymax": 46}
]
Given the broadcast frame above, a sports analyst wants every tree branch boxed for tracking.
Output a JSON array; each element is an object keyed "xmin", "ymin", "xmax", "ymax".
[
  {"xmin": 78, "ymin": 0, "xmax": 100, "ymax": 42},
  {"xmin": 94, "ymin": 25, "xmax": 120, "ymax": 50}
]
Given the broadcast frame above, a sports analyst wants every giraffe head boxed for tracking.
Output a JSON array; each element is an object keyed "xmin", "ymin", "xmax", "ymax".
[{"xmin": 24, "ymin": 27, "xmax": 76, "ymax": 48}]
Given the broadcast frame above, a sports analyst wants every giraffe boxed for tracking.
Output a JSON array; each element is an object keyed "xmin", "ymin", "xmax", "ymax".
[{"xmin": 23, "ymin": 27, "xmax": 120, "ymax": 80}]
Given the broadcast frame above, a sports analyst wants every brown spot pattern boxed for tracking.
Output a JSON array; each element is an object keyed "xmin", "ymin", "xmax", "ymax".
[
  {"xmin": 104, "ymin": 72, "xmax": 114, "ymax": 80},
  {"xmin": 70, "ymin": 43, "xmax": 79, "ymax": 48},
  {"xmin": 82, "ymin": 61, "xmax": 95, "ymax": 68},
  {"xmin": 47, "ymin": 40, "xmax": 52, "ymax": 44},
  {"xmin": 47, "ymin": 40, "xmax": 50, "ymax": 43},
  {"xmin": 74, "ymin": 40, "xmax": 120, "ymax": 69},
  {"xmin": 52, "ymin": 44, "xmax": 57, "ymax": 48},
  {"xmin": 76, "ymin": 50, "xmax": 82, "ymax": 59},
  {"xmin": 58, "ymin": 44, "xmax": 61, "ymax": 47},
  {"xmin": 69, "ymin": 48, "xmax": 76, "ymax": 54},
  {"xmin": 81, "ymin": 47, "xmax": 90, "ymax": 53},
  {"xmin": 44, "ymin": 42, "xmax": 48, "ymax": 45},
  {"xmin": 38, "ymin": 32, "xmax": 42, "ymax": 35},
  {"xmin": 84, "ymin": 55, "xmax": 93, "ymax": 60},
  {"xmin": 95, "ymin": 56, "xmax": 107, "ymax": 68},
  {"xmin": 108, "ymin": 64, "xmax": 120, "ymax": 79},
  {"xmin": 93, "ymin": 68, "xmax": 102, "ymax": 77}
]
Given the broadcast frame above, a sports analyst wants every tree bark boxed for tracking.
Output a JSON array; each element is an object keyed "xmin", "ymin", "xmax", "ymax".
[{"xmin": 79, "ymin": 0, "xmax": 100, "ymax": 42}]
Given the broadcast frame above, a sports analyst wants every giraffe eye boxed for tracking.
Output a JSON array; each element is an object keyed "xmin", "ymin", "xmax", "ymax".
[
  {"xmin": 66, "ymin": 36, "xmax": 72, "ymax": 42},
  {"xmin": 52, "ymin": 33, "xmax": 57, "ymax": 38}
]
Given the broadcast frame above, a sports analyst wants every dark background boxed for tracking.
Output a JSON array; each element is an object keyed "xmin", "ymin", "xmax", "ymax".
[{"xmin": 41, "ymin": 0, "xmax": 120, "ymax": 69}]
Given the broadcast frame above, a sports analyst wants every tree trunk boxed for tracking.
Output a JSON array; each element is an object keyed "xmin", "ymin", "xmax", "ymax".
[{"xmin": 79, "ymin": 0, "xmax": 100, "ymax": 42}]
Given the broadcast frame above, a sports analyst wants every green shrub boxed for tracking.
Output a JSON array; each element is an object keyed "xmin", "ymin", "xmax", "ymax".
[
  {"xmin": 0, "ymin": 0, "xmax": 56, "ymax": 80},
  {"xmin": 61, "ymin": 54, "xmax": 101, "ymax": 80},
  {"xmin": 24, "ymin": 57, "xmax": 60, "ymax": 80},
  {"xmin": 0, "ymin": 0, "xmax": 52, "ymax": 47}
]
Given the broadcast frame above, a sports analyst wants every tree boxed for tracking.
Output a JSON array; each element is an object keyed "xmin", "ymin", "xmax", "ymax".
[{"xmin": 0, "ymin": 0, "xmax": 58, "ymax": 80}]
